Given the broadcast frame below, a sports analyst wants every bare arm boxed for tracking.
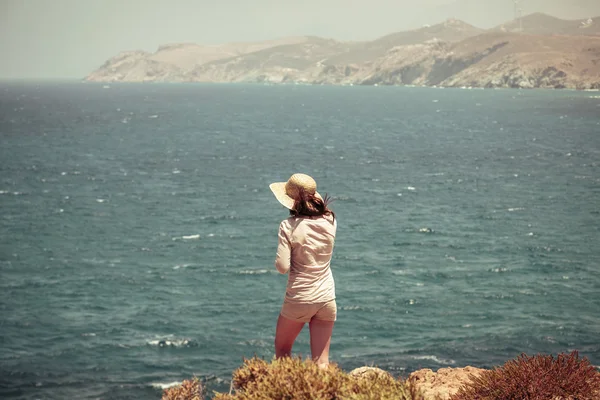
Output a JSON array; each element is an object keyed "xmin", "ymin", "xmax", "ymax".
[{"xmin": 275, "ymin": 222, "xmax": 291, "ymax": 274}]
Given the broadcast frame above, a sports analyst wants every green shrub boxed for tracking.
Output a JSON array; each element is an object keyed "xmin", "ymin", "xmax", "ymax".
[
  {"xmin": 213, "ymin": 356, "xmax": 423, "ymax": 400},
  {"xmin": 162, "ymin": 377, "xmax": 203, "ymax": 400},
  {"xmin": 451, "ymin": 351, "xmax": 600, "ymax": 400}
]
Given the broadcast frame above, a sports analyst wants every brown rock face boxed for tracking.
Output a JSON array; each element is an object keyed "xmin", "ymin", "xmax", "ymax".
[
  {"xmin": 87, "ymin": 14, "xmax": 600, "ymax": 89},
  {"xmin": 409, "ymin": 366, "xmax": 485, "ymax": 400}
]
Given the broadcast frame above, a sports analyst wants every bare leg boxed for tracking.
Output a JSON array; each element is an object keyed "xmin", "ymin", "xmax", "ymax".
[
  {"xmin": 274, "ymin": 314, "xmax": 305, "ymax": 358},
  {"xmin": 309, "ymin": 319, "xmax": 335, "ymax": 368}
]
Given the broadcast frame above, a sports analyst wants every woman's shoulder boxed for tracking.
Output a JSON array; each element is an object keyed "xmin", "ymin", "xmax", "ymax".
[{"xmin": 293, "ymin": 214, "xmax": 336, "ymax": 228}]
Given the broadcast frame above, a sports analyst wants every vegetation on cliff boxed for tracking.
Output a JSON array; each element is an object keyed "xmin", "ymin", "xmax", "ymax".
[
  {"xmin": 162, "ymin": 351, "xmax": 600, "ymax": 400},
  {"xmin": 453, "ymin": 351, "xmax": 600, "ymax": 400}
]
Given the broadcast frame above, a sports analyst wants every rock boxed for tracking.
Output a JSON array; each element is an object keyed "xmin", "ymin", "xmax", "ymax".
[
  {"xmin": 348, "ymin": 366, "xmax": 392, "ymax": 379},
  {"xmin": 409, "ymin": 366, "xmax": 486, "ymax": 400}
]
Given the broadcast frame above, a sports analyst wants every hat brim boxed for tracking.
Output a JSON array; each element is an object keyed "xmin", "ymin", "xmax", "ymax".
[{"xmin": 269, "ymin": 182, "xmax": 321, "ymax": 211}]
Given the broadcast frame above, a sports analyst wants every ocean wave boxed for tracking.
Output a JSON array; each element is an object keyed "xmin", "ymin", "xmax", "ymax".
[
  {"xmin": 173, "ymin": 263, "xmax": 195, "ymax": 270},
  {"xmin": 237, "ymin": 269, "xmax": 270, "ymax": 275},
  {"xmin": 150, "ymin": 381, "xmax": 182, "ymax": 390},
  {"xmin": 391, "ymin": 270, "xmax": 411, "ymax": 276},
  {"xmin": 172, "ymin": 234, "xmax": 201, "ymax": 241},
  {"xmin": 411, "ymin": 355, "xmax": 456, "ymax": 365},
  {"xmin": 147, "ymin": 338, "xmax": 198, "ymax": 348},
  {"xmin": 0, "ymin": 190, "xmax": 24, "ymax": 195},
  {"xmin": 199, "ymin": 215, "xmax": 239, "ymax": 221}
]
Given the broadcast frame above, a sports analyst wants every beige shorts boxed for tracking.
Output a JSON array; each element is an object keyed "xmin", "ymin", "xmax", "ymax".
[{"xmin": 280, "ymin": 299, "xmax": 337, "ymax": 323}]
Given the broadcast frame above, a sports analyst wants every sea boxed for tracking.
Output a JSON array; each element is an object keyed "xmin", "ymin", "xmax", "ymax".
[{"xmin": 1, "ymin": 82, "xmax": 599, "ymax": 399}]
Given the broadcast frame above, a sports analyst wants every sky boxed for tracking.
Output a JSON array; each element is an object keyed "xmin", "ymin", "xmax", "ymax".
[{"xmin": 1, "ymin": 0, "xmax": 599, "ymax": 79}]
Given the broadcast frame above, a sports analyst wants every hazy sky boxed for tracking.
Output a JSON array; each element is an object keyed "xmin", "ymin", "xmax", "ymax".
[{"xmin": 1, "ymin": 0, "xmax": 599, "ymax": 79}]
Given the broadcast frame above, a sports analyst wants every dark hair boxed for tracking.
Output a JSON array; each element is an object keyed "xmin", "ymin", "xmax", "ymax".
[{"xmin": 290, "ymin": 191, "xmax": 335, "ymax": 220}]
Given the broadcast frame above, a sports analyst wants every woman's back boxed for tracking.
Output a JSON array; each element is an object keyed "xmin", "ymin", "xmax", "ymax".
[{"xmin": 281, "ymin": 214, "xmax": 337, "ymax": 304}]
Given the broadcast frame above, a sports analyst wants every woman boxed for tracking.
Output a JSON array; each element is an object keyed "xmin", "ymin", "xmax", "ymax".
[{"xmin": 269, "ymin": 173, "xmax": 337, "ymax": 368}]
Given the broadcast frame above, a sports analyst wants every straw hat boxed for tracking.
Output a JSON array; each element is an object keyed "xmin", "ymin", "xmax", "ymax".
[{"xmin": 269, "ymin": 173, "xmax": 322, "ymax": 210}]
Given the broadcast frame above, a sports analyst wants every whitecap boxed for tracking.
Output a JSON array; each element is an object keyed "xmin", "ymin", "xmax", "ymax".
[
  {"xmin": 172, "ymin": 169, "xmax": 181, "ymax": 174},
  {"xmin": 150, "ymin": 381, "xmax": 182, "ymax": 390},
  {"xmin": 96, "ymin": 199, "xmax": 106, "ymax": 203},
  {"xmin": 0, "ymin": 190, "xmax": 7, "ymax": 194},
  {"xmin": 411, "ymin": 355, "xmax": 455, "ymax": 365},
  {"xmin": 147, "ymin": 338, "xmax": 197, "ymax": 348},
  {"xmin": 238, "ymin": 269, "xmax": 269, "ymax": 275},
  {"xmin": 148, "ymin": 115, "xmax": 159, "ymax": 119},
  {"xmin": 181, "ymin": 234, "xmax": 200, "ymax": 240},
  {"xmin": 407, "ymin": 186, "xmax": 416, "ymax": 191},
  {"xmin": 508, "ymin": 207, "xmax": 525, "ymax": 212},
  {"xmin": 392, "ymin": 270, "xmax": 408, "ymax": 275},
  {"xmin": 173, "ymin": 263, "xmax": 194, "ymax": 270}
]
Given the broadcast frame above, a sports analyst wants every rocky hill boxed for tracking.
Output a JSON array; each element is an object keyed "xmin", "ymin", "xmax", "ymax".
[
  {"xmin": 86, "ymin": 14, "xmax": 600, "ymax": 89},
  {"xmin": 495, "ymin": 12, "xmax": 600, "ymax": 35}
]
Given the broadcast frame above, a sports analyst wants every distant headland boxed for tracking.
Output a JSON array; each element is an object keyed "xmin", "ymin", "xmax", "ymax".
[{"xmin": 86, "ymin": 13, "xmax": 600, "ymax": 90}]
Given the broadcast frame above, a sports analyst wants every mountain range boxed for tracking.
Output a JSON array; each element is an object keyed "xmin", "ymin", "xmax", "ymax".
[{"xmin": 86, "ymin": 13, "xmax": 600, "ymax": 89}]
